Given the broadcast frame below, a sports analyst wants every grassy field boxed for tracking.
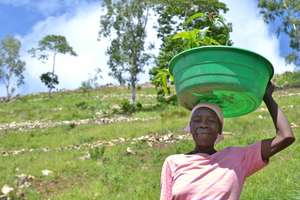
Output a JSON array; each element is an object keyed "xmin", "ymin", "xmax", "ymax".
[{"xmin": 0, "ymin": 85, "xmax": 299, "ymax": 199}]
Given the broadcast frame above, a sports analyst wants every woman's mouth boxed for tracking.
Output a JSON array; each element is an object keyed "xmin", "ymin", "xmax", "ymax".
[{"xmin": 196, "ymin": 127, "xmax": 210, "ymax": 135}]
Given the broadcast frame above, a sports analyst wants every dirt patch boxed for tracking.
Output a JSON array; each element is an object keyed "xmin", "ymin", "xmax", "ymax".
[{"xmin": 32, "ymin": 175, "xmax": 88, "ymax": 198}]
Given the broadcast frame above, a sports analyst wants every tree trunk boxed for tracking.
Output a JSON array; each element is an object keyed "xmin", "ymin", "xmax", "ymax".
[
  {"xmin": 5, "ymin": 84, "xmax": 10, "ymax": 101},
  {"xmin": 5, "ymin": 69, "xmax": 13, "ymax": 101},
  {"xmin": 49, "ymin": 52, "xmax": 57, "ymax": 98},
  {"xmin": 52, "ymin": 52, "xmax": 56, "ymax": 74},
  {"xmin": 48, "ymin": 88, "xmax": 52, "ymax": 98},
  {"xmin": 131, "ymin": 80, "xmax": 136, "ymax": 105},
  {"xmin": 130, "ymin": 52, "xmax": 137, "ymax": 105}
]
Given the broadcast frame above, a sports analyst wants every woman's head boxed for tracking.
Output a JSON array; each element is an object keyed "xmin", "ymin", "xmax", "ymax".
[{"xmin": 185, "ymin": 103, "xmax": 224, "ymax": 147}]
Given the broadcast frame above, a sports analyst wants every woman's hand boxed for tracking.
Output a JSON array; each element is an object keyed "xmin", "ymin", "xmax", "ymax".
[{"xmin": 263, "ymin": 81, "xmax": 275, "ymax": 102}]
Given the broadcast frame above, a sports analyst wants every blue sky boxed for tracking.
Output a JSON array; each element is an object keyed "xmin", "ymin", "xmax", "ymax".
[{"xmin": 0, "ymin": 0, "xmax": 296, "ymax": 97}]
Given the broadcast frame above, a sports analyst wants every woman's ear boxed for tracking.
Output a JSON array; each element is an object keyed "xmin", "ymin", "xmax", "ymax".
[{"xmin": 214, "ymin": 134, "xmax": 224, "ymax": 145}]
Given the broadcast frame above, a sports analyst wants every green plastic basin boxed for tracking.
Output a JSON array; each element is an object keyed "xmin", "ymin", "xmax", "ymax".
[{"xmin": 169, "ymin": 46, "xmax": 274, "ymax": 118}]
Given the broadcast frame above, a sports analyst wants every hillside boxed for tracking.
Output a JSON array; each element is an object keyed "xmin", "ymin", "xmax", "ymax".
[{"xmin": 0, "ymin": 84, "xmax": 299, "ymax": 199}]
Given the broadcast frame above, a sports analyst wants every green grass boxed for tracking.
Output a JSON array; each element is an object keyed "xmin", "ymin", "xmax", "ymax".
[
  {"xmin": 0, "ymin": 85, "xmax": 299, "ymax": 199},
  {"xmin": 0, "ymin": 128, "xmax": 299, "ymax": 200},
  {"xmin": 273, "ymin": 71, "xmax": 300, "ymax": 88},
  {"xmin": 0, "ymin": 86, "xmax": 157, "ymax": 123},
  {"xmin": 0, "ymin": 117, "xmax": 187, "ymax": 150}
]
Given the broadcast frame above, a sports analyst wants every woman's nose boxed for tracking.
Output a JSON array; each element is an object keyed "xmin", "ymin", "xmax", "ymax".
[{"xmin": 199, "ymin": 120, "xmax": 209, "ymax": 128}]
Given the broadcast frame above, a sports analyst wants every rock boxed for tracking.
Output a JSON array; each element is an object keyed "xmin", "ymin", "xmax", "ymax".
[
  {"xmin": 291, "ymin": 122, "xmax": 299, "ymax": 128},
  {"xmin": 41, "ymin": 169, "xmax": 53, "ymax": 176},
  {"xmin": 147, "ymin": 142, "xmax": 153, "ymax": 147},
  {"xmin": 1, "ymin": 184, "xmax": 14, "ymax": 195},
  {"xmin": 126, "ymin": 147, "xmax": 135, "ymax": 155},
  {"xmin": 79, "ymin": 153, "xmax": 91, "ymax": 160},
  {"xmin": 16, "ymin": 174, "xmax": 35, "ymax": 188}
]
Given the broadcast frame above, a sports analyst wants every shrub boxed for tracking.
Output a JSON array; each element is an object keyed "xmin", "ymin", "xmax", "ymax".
[
  {"xmin": 136, "ymin": 102, "xmax": 143, "ymax": 111},
  {"xmin": 89, "ymin": 146, "xmax": 105, "ymax": 160},
  {"xmin": 120, "ymin": 99, "xmax": 135, "ymax": 114},
  {"xmin": 75, "ymin": 101, "xmax": 89, "ymax": 110}
]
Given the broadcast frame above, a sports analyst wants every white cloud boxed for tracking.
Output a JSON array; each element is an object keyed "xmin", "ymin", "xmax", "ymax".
[
  {"xmin": 1, "ymin": 0, "xmax": 294, "ymax": 97},
  {"xmin": 221, "ymin": 0, "xmax": 295, "ymax": 74},
  {"xmin": 0, "ymin": 2, "xmax": 159, "ymax": 97},
  {"xmin": 15, "ymin": 2, "xmax": 114, "ymax": 95}
]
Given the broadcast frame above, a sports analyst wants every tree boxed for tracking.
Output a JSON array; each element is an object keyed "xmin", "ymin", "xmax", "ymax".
[
  {"xmin": 80, "ymin": 68, "xmax": 103, "ymax": 90},
  {"xmin": 0, "ymin": 35, "xmax": 26, "ymax": 100},
  {"xmin": 149, "ymin": 0, "xmax": 232, "ymax": 101},
  {"xmin": 99, "ymin": 0, "xmax": 153, "ymax": 105},
  {"xmin": 258, "ymin": 0, "xmax": 300, "ymax": 67},
  {"xmin": 29, "ymin": 35, "xmax": 77, "ymax": 97}
]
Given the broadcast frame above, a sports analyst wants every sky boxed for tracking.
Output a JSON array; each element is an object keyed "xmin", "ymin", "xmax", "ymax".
[{"xmin": 0, "ymin": 0, "xmax": 297, "ymax": 97}]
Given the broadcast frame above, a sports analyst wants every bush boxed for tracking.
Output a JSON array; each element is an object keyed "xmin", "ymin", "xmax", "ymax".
[
  {"xmin": 136, "ymin": 102, "xmax": 143, "ymax": 111},
  {"xmin": 80, "ymin": 81, "xmax": 93, "ymax": 90},
  {"xmin": 119, "ymin": 100, "xmax": 143, "ymax": 114},
  {"xmin": 75, "ymin": 101, "xmax": 89, "ymax": 110},
  {"xmin": 273, "ymin": 71, "xmax": 300, "ymax": 88},
  {"xmin": 89, "ymin": 146, "xmax": 105, "ymax": 160},
  {"xmin": 120, "ymin": 99, "xmax": 135, "ymax": 114}
]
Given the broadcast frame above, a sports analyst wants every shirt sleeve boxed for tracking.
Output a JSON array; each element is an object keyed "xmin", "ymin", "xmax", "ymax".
[
  {"xmin": 160, "ymin": 157, "xmax": 173, "ymax": 200},
  {"xmin": 241, "ymin": 141, "xmax": 269, "ymax": 178}
]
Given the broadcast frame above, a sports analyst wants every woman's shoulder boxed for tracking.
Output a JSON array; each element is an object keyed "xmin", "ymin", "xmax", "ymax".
[
  {"xmin": 162, "ymin": 153, "xmax": 188, "ymax": 165},
  {"xmin": 164, "ymin": 153, "xmax": 185, "ymax": 161},
  {"xmin": 220, "ymin": 141, "xmax": 263, "ymax": 155}
]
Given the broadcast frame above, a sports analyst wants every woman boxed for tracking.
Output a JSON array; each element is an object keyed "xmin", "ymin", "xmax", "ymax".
[{"xmin": 160, "ymin": 82, "xmax": 295, "ymax": 200}]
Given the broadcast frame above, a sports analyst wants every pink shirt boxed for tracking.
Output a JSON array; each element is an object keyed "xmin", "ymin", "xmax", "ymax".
[{"xmin": 160, "ymin": 141, "xmax": 269, "ymax": 200}]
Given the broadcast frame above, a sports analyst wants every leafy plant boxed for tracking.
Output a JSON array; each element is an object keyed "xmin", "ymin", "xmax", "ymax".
[
  {"xmin": 89, "ymin": 146, "xmax": 106, "ymax": 160},
  {"xmin": 40, "ymin": 72, "xmax": 59, "ymax": 92},
  {"xmin": 150, "ymin": 9, "xmax": 232, "ymax": 101},
  {"xmin": 75, "ymin": 101, "xmax": 89, "ymax": 110}
]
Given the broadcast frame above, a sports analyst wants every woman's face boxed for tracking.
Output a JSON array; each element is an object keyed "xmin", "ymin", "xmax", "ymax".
[{"xmin": 190, "ymin": 107, "xmax": 222, "ymax": 147}]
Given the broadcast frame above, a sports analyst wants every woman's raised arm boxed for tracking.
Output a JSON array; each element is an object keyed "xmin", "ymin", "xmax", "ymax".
[{"xmin": 261, "ymin": 81, "xmax": 296, "ymax": 161}]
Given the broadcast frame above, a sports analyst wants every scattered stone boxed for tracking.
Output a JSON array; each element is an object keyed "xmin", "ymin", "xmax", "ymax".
[
  {"xmin": 1, "ymin": 184, "xmax": 14, "ymax": 196},
  {"xmin": 0, "ymin": 116, "xmax": 159, "ymax": 132},
  {"xmin": 15, "ymin": 174, "xmax": 35, "ymax": 189},
  {"xmin": 291, "ymin": 122, "xmax": 299, "ymax": 128},
  {"xmin": 147, "ymin": 141, "xmax": 153, "ymax": 147},
  {"xmin": 1, "ymin": 131, "xmax": 194, "ymax": 157},
  {"xmin": 41, "ymin": 169, "xmax": 53, "ymax": 176},
  {"xmin": 79, "ymin": 153, "xmax": 91, "ymax": 160},
  {"xmin": 126, "ymin": 147, "xmax": 135, "ymax": 155}
]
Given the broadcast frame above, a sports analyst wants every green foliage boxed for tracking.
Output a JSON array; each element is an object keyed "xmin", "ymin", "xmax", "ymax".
[
  {"xmin": 120, "ymin": 99, "xmax": 136, "ymax": 114},
  {"xmin": 80, "ymin": 81, "xmax": 93, "ymax": 91},
  {"xmin": 75, "ymin": 101, "xmax": 89, "ymax": 110},
  {"xmin": 99, "ymin": 0, "xmax": 153, "ymax": 104},
  {"xmin": 89, "ymin": 146, "xmax": 106, "ymax": 160},
  {"xmin": 29, "ymin": 34, "xmax": 77, "ymax": 97},
  {"xmin": 40, "ymin": 72, "xmax": 59, "ymax": 93},
  {"xmin": 80, "ymin": 68, "xmax": 102, "ymax": 90},
  {"xmin": 258, "ymin": 0, "xmax": 300, "ymax": 67},
  {"xmin": 172, "ymin": 12, "xmax": 230, "ymax": 49},
  {"xmin": 150, "ymin": 2, "xmax": 232, "ymax": 101},
  {"xmin": 273, "ymin": 71, "xmax": 300, "ymax": 88},
  {"xmin": 0, "ymin": 35, "xmax": 26, "ymax": 100},
  {"xmin": 136, "ymin": 101, "xmax": 143, "ymax": 110},
  {"xmin": 119, "ymin": 99, "xmax": 143, "ymax": 114},
  {"xmin": 29, "ymin": 35, "xmax": 77, "ymax": 61}
]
